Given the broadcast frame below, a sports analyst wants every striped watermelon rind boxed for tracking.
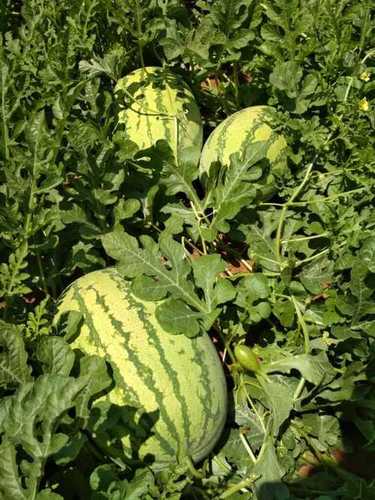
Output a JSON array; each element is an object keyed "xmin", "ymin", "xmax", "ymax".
[
  {"xmin": 115, "ymin": 66, "xmax": 203, "ymax": 167},
  {"xmin": 54, "ymin": 268, "xmax": 227, "ymax": 469},
  {"xmin": 199, "ymin": 105, "xmax": 287, "ymax": 179}
]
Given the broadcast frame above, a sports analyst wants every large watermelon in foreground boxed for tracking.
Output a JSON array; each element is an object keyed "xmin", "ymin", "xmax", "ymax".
[
  {"xmin": 115, "ymin": 66, "xmax": 203, "ymax": 167},
  {"xmin": 199, "ymin": 105, "xmax": 287, "ymax": 180},
  {"xmin": 54, "ymin": 268, "xmax": 227, "ymax": 469}
]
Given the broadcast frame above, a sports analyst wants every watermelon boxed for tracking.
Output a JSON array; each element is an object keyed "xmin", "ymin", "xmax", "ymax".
[
  {"xmin": 115, "ymin": 66, "xmax": 203, "ymax": 167},
  {"xmin": 199, "ymin": 105, "xmax": 287, "ymax": 179},
  {"xmin": 54, "ymin": 268, "xmax": 227, "ymax": 469}
]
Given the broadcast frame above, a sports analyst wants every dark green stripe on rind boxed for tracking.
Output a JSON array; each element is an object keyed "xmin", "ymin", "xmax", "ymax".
[
  {"xmin": 190, "ymin": 338, "xmax": 214, "ymax": 443},
  {"xmin": 56, "ymin": 268, "xmax": 227, "ymax": 467},
  {"xmin": 69, "ymin": 283, "xmax": 141, "ymax": 410},
  {"xmin": 154, "ymin": 84, "xmax": 173, "ymax": 146},
  {"xmin": 70, "ymin": 277, "xmax": 176, "ymax": 459},
  {"xmin": 109, "ymin": 270, "xmax": 191, "ymax": 457},
  {"xmin": 93, "ymin": 284, "xmax": 177, "ymax": 458},
  {"xmin": 189, "ymin": 337, "xmax": 227, "ymax": 460},
  {"xmin": 107, "ymin": 269, "xmax": 225, "ymax": 461},
  {"xmin": 216, "ymin": 111, "xmax": 237, "ymax": 161}
]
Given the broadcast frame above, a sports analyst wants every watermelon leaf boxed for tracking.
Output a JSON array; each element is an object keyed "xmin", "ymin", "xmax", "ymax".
[
  {"xmin": 53, "ymin": 310, "xmax": 84, "ymax": 343},
  {"xmin": 203, "ymin": 139, "xmax": 273, "ymax": 235},
  {"xmin": 90, "ymin": 464, "xmax": 154, "ymax": 499},
  {"xmin": 35, "ymin": 336, "xmax": 75, "ymax": 376},
  {"xmin": 0, "ymin": 322, "xmax": 111, "ymax": 500},
  {"xmin": 159, "ymin": 149, "xmax": 202, "ymax": 209},
  {"xmin": 102, "ymin": 227, "xmax": 206, "ymax": 313},
  {"xmin": 103, "ymin": 227, "xmax": 237, "ymax": 335},
  {"xmin": 253, "ymin": 436, "xmax": 289, "ymax": 500},
  {"xmin": 264, "ymin": 352, "xmax": 337, "ymax": 386},
  {"xmin": 0, "ymin": 374, "xmax": 87, "ymax": 499},
  {"xmin": 235, "ymin": 273, "xmax": 272, "ymax": 324},
  {"xmin": 259, "ymin": 375, "xmax": 297, "ymax": 436},
  {"xmin": 113, "ymin": 198, "xmax": 141, "ymax": 225},
  {"xmin": 155, "ymin": 298, "xmax": 201, "ymax": 337},
  {"xmin": 191, "ymin": 253, "xmax": 236, "ymax": 312},
  {"xmin": 192, "ymin": 254, "xmax": 226, "ymax": 304},
  {"xmin": 0, "ymin": 321, "xmax": 32, "ymax": 389},
  {"xmin": 74, "ymin": 355, "xmax": 112, "ymax": 422},
  {"xmin": 131, "ymin": 275, "xmax": 170, "ymax": 301},
  {"xmin": 36, "ymin": 490, "xmax": 64, "ymax": 499}
]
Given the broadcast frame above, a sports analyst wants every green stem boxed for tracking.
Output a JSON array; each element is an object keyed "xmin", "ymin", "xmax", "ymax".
[
  {"xmin": 1, "ymin": 66, "xmax": 9, "ymax": 161},
  {"xmin": 261, "ymin": 187, "xmax": 366, "ymax": 208},
  {"xmin": 219, "ymin": 475, "xmax": 257, "ymax": 499},
  {"xmin": 233, "ymin": 63, "xmax": 240, "ymax": 107},
  {"xmin": 295, "ymin": 247, "xmax": 330, "ymax": 267},
  {"xmin": 253, "ymin": 254, "xmax": 280, "ymax": 267},
  {"xmin": 245, "ymin": 388, "xmax": 267, "ymax": 434},
  {"xmin": 239, "ymin": 432, "xmax": 256, "ymax": 463},
  {"xmin": 291, "ymin": 294, "xmax": 310, "ymax": 403},
  {"xmin": 186, "ymin": 184, "xmax": 205, "ymax": 217},
  {"xmin": 291, "ymin": 295, "xmax": 310, "ymax": 353},
  {"xmin": 275, "ymin": 163, "xmax": 314, "ymax": 264},
  {"xmin": 360, "ymin": 48, "xmax": 375, "ymax": 65},
  {"xmin": 185, "ymin": 455, "xmax": 204, "ymax": 479},
  {"xmin": 134, "ymin": 0, "xmax": 145, "ymax": 67},
  {"xmin": 190, "ymin": 201, "xmax": 207, "ymax": 254},
  {"xmin": 299, "ymin": 187, "xmax": 366, "ymax": 205},
  {"xmin": 214, "ymin": 324, "xmax": 235, "ymax": 363},
  {"xmin": 36, "ymin": 253, "xmax": 49, "ymax": 297},
  {"xmin": 293, "ymin": 376, "xmax": 306, "ymax": 402},
  {"xmin": 282, "ymin": 232, "xmax": 329, "ymax": 244}
]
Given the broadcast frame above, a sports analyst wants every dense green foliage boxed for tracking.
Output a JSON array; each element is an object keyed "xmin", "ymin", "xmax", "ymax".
[{"xmin": 0, "ymin": 0, "xmax": 374, "ymax": 498}]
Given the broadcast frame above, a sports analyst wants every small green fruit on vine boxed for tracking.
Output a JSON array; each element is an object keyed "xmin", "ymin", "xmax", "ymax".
[{"xmin": 234, "ymin": 344, "xmax": 260, "ymax": 372}]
